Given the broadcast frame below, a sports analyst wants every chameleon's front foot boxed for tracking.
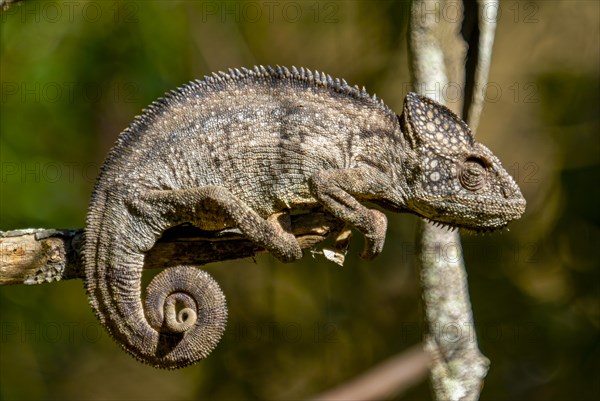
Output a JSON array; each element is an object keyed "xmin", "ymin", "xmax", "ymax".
[
  {"xmin": 308, "ymin": 167, "xmax": 392, "ymax": 261},
  {"xmin": 359, "ymin": 209, "xmax": 388, "ymax": 260}
]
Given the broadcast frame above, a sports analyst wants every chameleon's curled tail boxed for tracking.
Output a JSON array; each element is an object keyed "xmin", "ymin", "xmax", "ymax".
[
  {"xmin": 84, "ymin": 195, "xmax": 227, "ymax": 369},
  {"xmin": 86, "ymin": 258, "xmax": 227, "ymax": 368},
  {"xmin": 143, "ymin": 266, "xmax": 227, "ymax": 366}
]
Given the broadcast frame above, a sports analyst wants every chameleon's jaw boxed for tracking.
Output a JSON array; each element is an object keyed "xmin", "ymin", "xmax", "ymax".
[
  {"xmin": 410, "ymin": 195, "xmax": 526, "ymax": 233},
  {"xmin": 420, "ymin": 215, "xmax": 511, "ymax": 234}
]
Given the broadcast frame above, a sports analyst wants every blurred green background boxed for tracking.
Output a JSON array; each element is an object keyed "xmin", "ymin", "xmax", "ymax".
[{"xmin": 0, "ymin": 1, "xmax": 598, "ymax": 400}]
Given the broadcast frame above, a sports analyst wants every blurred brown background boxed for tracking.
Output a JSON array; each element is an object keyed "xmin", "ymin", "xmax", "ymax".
[{"xmin": 1, "ymin": 1, "xmax": 598, "ymax": 400}]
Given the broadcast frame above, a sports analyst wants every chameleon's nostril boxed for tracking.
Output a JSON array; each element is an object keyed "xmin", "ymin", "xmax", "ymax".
[{"xmin": 501, "ymin": 186, "xmax": 513, "ymax": 198}]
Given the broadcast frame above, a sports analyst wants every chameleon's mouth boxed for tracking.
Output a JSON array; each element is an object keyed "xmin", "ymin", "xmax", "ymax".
[
  {"xmin": 409, "ymin": 195, "xmax": 525, "ymax": 233},
  {"xmin": 428, "ymin": 218, "xmax": 509, "ymax": 234},
  {"xmin": 414, "ymin": 213, "xmax": 508, "ymax": 234}
]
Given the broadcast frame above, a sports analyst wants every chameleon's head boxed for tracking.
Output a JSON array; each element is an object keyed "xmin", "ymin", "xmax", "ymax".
[{"xmin": 398, "ymin": 92, "xmax": 526, "ymax": 232}]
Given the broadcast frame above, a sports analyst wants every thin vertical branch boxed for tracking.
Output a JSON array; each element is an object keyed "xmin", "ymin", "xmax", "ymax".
[
  {"xmin": 409, "ymin": 0, "xmax": 496, "ymax": 400},
  {"xmin": 464, "ymin": 0, "xmax": 499, "ymax": 134}
]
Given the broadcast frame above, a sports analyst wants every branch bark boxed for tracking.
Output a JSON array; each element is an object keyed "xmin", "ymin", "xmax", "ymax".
[{"xmin": 0, "ymin": 211, "xmax": 345, "ymax": 286}]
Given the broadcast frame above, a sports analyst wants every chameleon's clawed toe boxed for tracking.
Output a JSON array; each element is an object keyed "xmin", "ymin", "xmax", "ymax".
[{"xmin": 269, "ymin": 234, "xmax": 303, "ymax": 263}]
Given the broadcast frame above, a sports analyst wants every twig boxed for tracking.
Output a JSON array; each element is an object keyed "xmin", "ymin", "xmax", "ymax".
[
  {"xmin": 464, "ymin": 0, "xmax": 499, "ymax": 135},
  {"xmin": 310, "ymin": 345, "xmax": 431, "ymax": 401}
]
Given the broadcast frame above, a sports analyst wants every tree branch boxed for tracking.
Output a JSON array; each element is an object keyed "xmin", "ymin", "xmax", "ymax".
[
  {"xmin": 409, "ymin": 0, "xmax": 494, "ymax": 400},
  {"xmin": 0, "ymin": 211, "xmax": 346, "ymax": 286}
]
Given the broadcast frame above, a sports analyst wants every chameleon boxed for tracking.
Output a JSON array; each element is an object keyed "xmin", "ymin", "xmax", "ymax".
[{"xmin": 83, "ymin": 65, "xmax": 525, "ymax": 369}]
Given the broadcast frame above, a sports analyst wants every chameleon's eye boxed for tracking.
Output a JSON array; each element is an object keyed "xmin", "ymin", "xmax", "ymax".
[{"xmin": 460, "ymin": 157, "xmax": 487, "ymax": 191}]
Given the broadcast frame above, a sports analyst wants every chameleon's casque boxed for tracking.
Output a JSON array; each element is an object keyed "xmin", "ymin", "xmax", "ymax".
[{"xmin": 83, "ymin": 65, "xmax": 525, "ymax": 369}]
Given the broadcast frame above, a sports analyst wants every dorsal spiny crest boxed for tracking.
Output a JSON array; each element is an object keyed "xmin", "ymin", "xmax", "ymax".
[
  {"xmin": 305, "ymin": 68, "xmax": 313, "ymax": 80},
  {"xmin": 142, "ymin": 66, "xmax": 397, "ymax": 123},
  {"xmin": 276, "ymin": 65, "xmax": 288, "ymax": 77}
]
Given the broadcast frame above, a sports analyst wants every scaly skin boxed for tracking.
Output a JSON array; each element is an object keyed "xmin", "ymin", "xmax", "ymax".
[{"xmin": 83, "ymin": 65, "xmax": 525, "ymax": 369}]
